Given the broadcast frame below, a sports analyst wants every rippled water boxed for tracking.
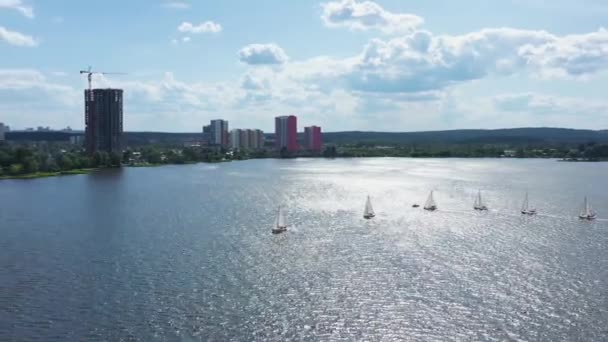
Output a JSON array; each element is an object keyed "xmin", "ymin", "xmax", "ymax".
[{"xmin": 1, "ymin": 158, "xmax": 607, "ymax": 341}]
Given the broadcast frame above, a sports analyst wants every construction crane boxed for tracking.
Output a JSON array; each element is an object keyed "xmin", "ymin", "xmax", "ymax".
[{"xmin": 79, "ymin": 66, "xmax": 126, "ymax": 90}]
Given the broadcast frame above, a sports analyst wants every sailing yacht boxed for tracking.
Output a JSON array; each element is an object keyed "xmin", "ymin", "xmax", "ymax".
[
  {"xmin": 272, "ymin": 206, "xmax": 288, "ymax": 234},
  {"xmin": 473, "ymin": 190, "xmax": 488, "ymax": 211},
  {"xmin": 521, "ymin": 192, "xmax": 537, "ymax": 215},
  {"xmin": 423, "ymin": 191, "xmax": 437, "ymax": 211},
  {"xmin": 363, "ymin": 196, "xmax": 375, "ymax": 219},
  {"xmin": 579, "ymin": 196, "xmax": 597, "ymax": 220}
]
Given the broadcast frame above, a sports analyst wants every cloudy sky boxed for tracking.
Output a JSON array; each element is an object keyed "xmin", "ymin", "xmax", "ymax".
[{"xmin": 2, "ymin": 0, "xmax": 608, "ymax": 132}]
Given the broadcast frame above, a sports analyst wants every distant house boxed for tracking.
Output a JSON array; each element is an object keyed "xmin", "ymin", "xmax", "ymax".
[{"xmin": 502, "ymin": 150, "xmax": 516, "ymax": 157}]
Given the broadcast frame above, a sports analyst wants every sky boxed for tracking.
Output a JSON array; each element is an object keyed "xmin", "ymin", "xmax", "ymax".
[{"xmin": 1, "ymin": 0, "xmax": 608, "ymax": 132}]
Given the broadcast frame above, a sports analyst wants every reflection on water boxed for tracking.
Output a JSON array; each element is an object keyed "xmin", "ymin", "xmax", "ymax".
[{"xmin": 1, "ymin": 158, "xmax": 607, "ymax": 341}]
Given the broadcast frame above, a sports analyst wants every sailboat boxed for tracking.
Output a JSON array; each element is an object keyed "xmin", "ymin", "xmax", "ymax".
[
  {"xmin": 423, "ymin": 191, "xmax": 437, "ymax": 211},
  {"xmin": 579, "ymin": 196, "xmax": 597, "ymax": 220},
  {"xmin": 473, "ymin": 190, "xmax": 488, "ymax": 211},
  {"xmin": 521, "ymin": 192, "xmax": 537, "ymax": 215},
  {"xmin": 272, "ymin": 206, "xmax": 288, "ymax": 234},
  {"xmin": 363, "ymin": 196, "xmax": 375, "ymax": 219}
]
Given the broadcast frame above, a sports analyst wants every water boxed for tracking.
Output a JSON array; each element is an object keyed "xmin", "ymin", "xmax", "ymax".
[{"xmin": 1, "ymin": 158, "xmax": 607, "ymax": 341}]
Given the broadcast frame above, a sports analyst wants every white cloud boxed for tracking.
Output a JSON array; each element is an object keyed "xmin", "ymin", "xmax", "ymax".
[
  {"xmin": 0, "ymin": 69, "xmax": 79, "ymax": 106},
  {"xmin": 52, "ymin": 16, "xmax": 64, "ymax": 24},
  {"xmin": 333, "ymin": 27, "xmax": 608, "ymax": 94},
  {"xmin": 0, "ymin": 26, "xmax": 37, "ymax": 47},
  {"xmin": 321, "ymin": 0, "xmax": 423, "ymax": 34},
  {"xmin": 0, "ymin": 0, "xmax": 34, "ymax": 18},
  {"xmin": 162, "ymin": 1, "xmax": 190, "ymax": 9},
  {"xmin": 519, "ymin": 28, "xmax": 608, "ymax": 78},
  {"xmin": 238, "ymin": 43, "xmax": 289, "ymax": 65},
  {"xmin": 178, "ymin": 21, "xmax": 222, "ymax": 34},
  {"xmin": 182, "ymin": 36, "xmax": 191, "ymax": 43},
  {"xmin": 0, "ymin": 70, "xmax": 80, "ymax": 129}
]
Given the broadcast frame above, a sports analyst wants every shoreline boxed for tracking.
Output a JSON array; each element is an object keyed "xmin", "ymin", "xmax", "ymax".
[
  {"xmin": 2, "ymin": 156, "xmax": 606, "ymax": 180},
  {"xmin": 0, "ymin": 168, "xmax": 98, "ymax": 180}
]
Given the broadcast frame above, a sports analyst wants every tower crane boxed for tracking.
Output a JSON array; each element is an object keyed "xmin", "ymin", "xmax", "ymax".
[{"xmin": 79, "ymin": 66, "xmax": 126, "ymax": 90}]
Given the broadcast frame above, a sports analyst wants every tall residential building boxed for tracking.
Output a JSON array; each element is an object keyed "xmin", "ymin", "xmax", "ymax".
[
  {"xmin": 304, "ymin": 126, "xmax": 323, "ymax": 152},
  {"xmin": 203, "ymin": 119, "xmax": 229, "ymax": 147},
  {"xmin": 275, "ymin": 115, "xmax": 298, "ymax": 152},
  {"xmin": 230, "ymin": 129, "xmax": 241, "ymax": 150},
  {"xmin": 230, "ymin": 129, "xmax": 264, "ymax": 150},
  {"xmin": 0, "ymin": 122, "xmax": 5, "ymax": 141},
  {"xmin": 85, "ymin": 88, "xmax": 123, "ymax": 155}
]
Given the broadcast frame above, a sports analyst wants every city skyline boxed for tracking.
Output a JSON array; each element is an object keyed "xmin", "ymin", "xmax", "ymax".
[{"xmin": 2, "ymin": 0, "xmax": 608, "ymax": 132}]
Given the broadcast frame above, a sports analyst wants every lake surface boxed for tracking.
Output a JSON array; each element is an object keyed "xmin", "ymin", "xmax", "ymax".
[{"xmin": 1, "ymin": 158, "xmax": 607, "ymax": 341}]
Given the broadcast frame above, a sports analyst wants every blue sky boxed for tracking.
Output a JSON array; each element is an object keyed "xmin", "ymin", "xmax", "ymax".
[{"xmin": 1, "ymin": 0, "xmax": 608, "ymax": 132}]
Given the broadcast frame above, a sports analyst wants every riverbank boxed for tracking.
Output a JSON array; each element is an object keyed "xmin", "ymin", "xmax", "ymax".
[
  {"xmin": 3, "ymin": 156, "xmax": 606, "ymax": 180},
  {"xmin": 0, "ymin": 168, "xmax": 98, "ymax": 180}
]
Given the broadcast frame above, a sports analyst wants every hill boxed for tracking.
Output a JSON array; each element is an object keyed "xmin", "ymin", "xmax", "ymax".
[{"xmin": 321, "ymin": 128, "xmax": 608, "ymax": 146}]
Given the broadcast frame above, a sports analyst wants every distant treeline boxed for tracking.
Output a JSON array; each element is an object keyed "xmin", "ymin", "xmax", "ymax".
[
  {"xmin": 0, "ymin": 144, "xmax": 121, "ymax": 178},
  {"xmin": 7, "ymin": 127, "xmax": 608, "ymax": 147},
  {"xmin": 321, "ymin": 142, "xmax": 608, "ymax": 160},
  {"xmin": 322, "ymin": 128, "xmax": 608, "ymax": 146}
]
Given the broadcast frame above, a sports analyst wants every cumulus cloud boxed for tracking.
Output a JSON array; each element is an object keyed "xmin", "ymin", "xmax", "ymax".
[
  {"xmin": 321, "ymin": 0, "xmax": 423, "ymax": 34},
  {"xmin": 340, "ymin": 27, "xmax": 608, "ymax": 94},
  {"xmin": 0, "ymin": 26, "xmax": 37, "ymax": 46},
  {"xmin": 178, "ymin": 21, "xmax": 222, "ymax": 34},
  {"xmin": 162, "ymin": 1, "xmax": 190, "ymax": 9},
  {"xmin": 0, "ymin": 0, "xmax": 34, "ymax": 18},
  {"xmin": 0, "ymin": 69, "xmax": 79, "ymax": 105},
  {"xmin": 241, "ymin": 74, "xmax": 268, "ymax": 90},
  {"xmin": 238, "ymin": 43, "xmax": 289, "ymax": 65},
  {"xmin": 519, "ymin": 28, "xmax": 608, "ymax": 78}
]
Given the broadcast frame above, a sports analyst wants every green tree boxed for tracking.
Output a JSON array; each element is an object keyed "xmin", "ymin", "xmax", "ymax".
[
  {"xmin": 322, "ymin": 146, "xmax": 337, "ymax": 158},
  {"xmin": 93, "ymin": 151, "xmax": 110, "ymax": 167},
  {"xmin": 59, "ymin": 154, "xmax": 74, "ymax": 171},
  {"xmin": 182, "ymin": 147, "xmax": 199, "ymax": 161},
  {"xmin": 14, "ymin": 147, "xmax": 33, "ymax": 164},
  {"xmin": 0, "ymin": 150, "xmax": 10, "ymax": 167},
  {"xmin": 122, "ymin": 150, "xmax": 132, "ymax": 164},
  {"xmin": 23, "ymin": 157, "xmax": 39, "ymax": 174},
  {"xmin": 144, "ymin": 150, "xmax": 162, "ymax": 164},
  {"xmin": 46, "ymin": 156, "xmax": 60, "ymax": 172},
  {"xmin": 9, "ymin": 164, "xmax": 23, "ymax": 175},
  {"xmin": 110, "ymin": 152, "xmax": 122, "ymax": 167}
]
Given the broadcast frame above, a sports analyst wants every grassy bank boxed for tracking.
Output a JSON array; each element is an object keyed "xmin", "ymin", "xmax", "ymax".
[{"xmin": 0, "ymin": 168, "xmax": 98, "ymax": 180}]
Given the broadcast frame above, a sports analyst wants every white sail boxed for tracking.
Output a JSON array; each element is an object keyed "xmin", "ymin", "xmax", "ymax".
[
  {"xmin": 276, "ymin": 206, "xmax": 286, "ymax": 228},
  {"xmin": 364, "ymin": 196, "xmax": 375, "ymax": 217},
  {"xmin": 424, "ymin": 191, "xmax": 437, "ymax": 210},
  {"xmin": 580, "ymin": 197, "xmax": 596, "ymax": 218},
  {"xmin": 521, "ymin": 192, "xmax": 529, "ymax": 212},
  {"xmin": 474, "ymin": 190, "xmax": 488, "ymax": 210},
  {"xmin": 521, "ymin": 191, "xmax": 536, "ymax": 214}
]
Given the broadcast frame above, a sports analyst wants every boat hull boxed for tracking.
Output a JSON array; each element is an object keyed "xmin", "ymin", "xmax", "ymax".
[
  {"xmin": 579, "ymin": 215, "xmax": 596, "ymax": 220},
  {"xmin": 363, "ymin": 214, "xmax": 375, "ymax": 219},
  {"xmin": 272, "ymin": 227, "xmax": 287, "ymax": 234},
  {"xmin": 424, "ymin": 207, "xmax": 437, "ymax": 211},
  {"xmin": 521, "ymin": 210, "xmax": 537, "ymax": 215}
]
